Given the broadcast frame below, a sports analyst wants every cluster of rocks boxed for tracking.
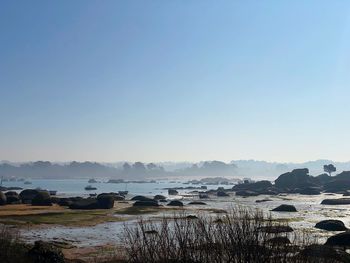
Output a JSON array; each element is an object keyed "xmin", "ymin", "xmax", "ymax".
[
  {"xmin": 130, "ymin": 194, "xmax": 208, "ymax": 208},
  {"xmin": 202, "ymin": 168, "xmax": 350, "ymax": 199},
  {"xmin": 0, "ymin": 189, "xmax": 53, "ymax": 206},
  {"xmin": 0, "ymin": 189, "xmax": 125, "ymax": 210}
]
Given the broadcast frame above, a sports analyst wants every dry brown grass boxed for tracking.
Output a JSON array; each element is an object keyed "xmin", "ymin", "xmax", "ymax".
[{"xmin": 0, "ymin": 203, "xmax": 132, "ymax": 227}]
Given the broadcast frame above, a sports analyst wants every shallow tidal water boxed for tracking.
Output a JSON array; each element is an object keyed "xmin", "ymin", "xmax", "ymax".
[{"xmin": 3, "ymin": 179, "xmax": 350, "ymax": 247}]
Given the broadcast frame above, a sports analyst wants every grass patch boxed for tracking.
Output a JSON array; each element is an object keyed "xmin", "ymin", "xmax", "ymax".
[
  {"xmin": 273, "ymin": 217, "xmax": 304, "ymax": 223},
  {"xmin": 114, "ymin": 206, "xmax": 164, "ymax": 215},
  {"xmin": 0, "ymin": 210, "xmax": 125, "ymax": 227}
]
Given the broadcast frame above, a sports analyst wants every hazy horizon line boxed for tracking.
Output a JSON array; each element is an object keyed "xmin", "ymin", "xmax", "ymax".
[{"xmin": 0, "ymin": 158, "xmax": 347, "ymax": 165}]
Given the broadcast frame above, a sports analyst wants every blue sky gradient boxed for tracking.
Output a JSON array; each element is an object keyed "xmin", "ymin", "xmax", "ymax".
[{"xmin": 1, "ymin": 1, "xmax": 350, "ymax": 162}]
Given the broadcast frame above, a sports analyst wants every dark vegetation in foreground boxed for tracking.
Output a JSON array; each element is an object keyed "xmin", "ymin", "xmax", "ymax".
[
  {"xmin": 0, "ymin": 225, "xmax": 68, "ymax": 263},
  {"xmin": 124, "ymin": 207, "xmax": 350, "ymax": 263}
]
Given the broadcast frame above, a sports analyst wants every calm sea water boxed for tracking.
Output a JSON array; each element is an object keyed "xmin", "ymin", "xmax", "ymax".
[{"xmin": 1, "ymin": 179, "xmax": 221, "ymax": 197}]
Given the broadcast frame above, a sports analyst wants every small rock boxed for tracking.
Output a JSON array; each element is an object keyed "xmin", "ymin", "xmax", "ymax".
[
  {"xmin": 167, "ymin": 200, "xmax": 183, "ymax": 206},
  {"xmin": 271, "ymin": 204, "xmax": 297, "ymax": 212}
]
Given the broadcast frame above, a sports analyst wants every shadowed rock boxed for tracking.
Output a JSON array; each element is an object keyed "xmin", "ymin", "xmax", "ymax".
[
  {"xmin": 58, "ymin": 198, "xmax": 72, "ymax": 207},
  {"xmin": 217, "ymin": 191, "xmax": 229, "ymax": 197},
  {"xmin": 324, "ymin": 180, "xmax": 350, "ymax": 193},
  {"xmin": 325, "ymin": 232, "xmax": 350, "ymax": 247},
  {"xmin": 259, "ymin": 225, "xmax": 293, "ymax": 233},
  {"xmin": 98, "ymin": 193, "xmax": 124, "ymax": 201},
  {"xmin": 267, "ymin": 236, "xmax": 291, "ymax": 245},
  {"xmin": 168, "ymin": 189, "xmax": 178, "ymax": 195},
  {"xmin": 298, "ymin": 244, "xmax": 350, "ymax": 262},
  {"xmin": 32, "ymin": 191, "xmax": 52, "ymax": 206},
  {"xmin": 97, "ymin": 194, "xmax": 115, "ymax": 209},
  {"xmin": 235, "ymin": 190, "xmax": 259, "ymax": 197},
  {"xmin": 256, "ymin": 198, "xmax": 273, "ymax": 203},
  {"xmin": 27, "ymin": 240, "xmax": 65, "ymax": 263},
  {"xmin": 20, "ymin": 189, "xmax": 40, "ymax": 204},
  {"xmin": 321, "ymin": 198, "xmax": 350, "ymax": 205},
  {"xmin": 5, "ymin": 191, "xmax": 21, "ymax": 204},
  {"xmin": 232, "ymin": 181, "xmax": 273, "ymax": 195},
  {"xmin": 154, "ymin": 195, "xmax": 166, "ymax": 200},
  {"xmin": 0, "ymin": 191, "xmax": 6, "ymax": 205},
  {"xmin": 271, "ymin": 204, "xmax": 297, "ymax": 212},
  {"xmin": 188, "ymin": 201, "xmax": 207, "ymax": 205},
  {"xmin": 131, "ymin": 195, "xmax": 153, "ymax": 202},
  {"xmin": 299, "ymin": 187, "xmax": 321, "ymax": 195},
  {"xmin": 275, "ymin": 168, "xmax": 315, "ymax": 190},
  {"xmin": 69, "ymin": 199, "xmax": 99, "ymax": 209},
  {"xmin": 167, "ymin": 200, "xmax": 184, "ymax": 206},
  {"xmin": 315, "ymin": 220, "xmax": 347, "ymax": 231},
  {"xmin": 133, "ymin": 200, "xmax": 159, "ymax": 207}
]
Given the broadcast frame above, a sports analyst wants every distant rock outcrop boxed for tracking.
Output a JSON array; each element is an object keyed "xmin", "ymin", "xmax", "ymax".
[
  {"xmin": 324, "ymin": 180, "xmax": 350, "ymax": 193},
  {"xmin": 275, "ymin": 168, "xmax": 314, "ymax": 190},
  {"xmin": 233, "ymin": 180, "xmax": 272, "ymax": 192},
  {"xmin": 299, "ymin": 187, "xmax": 321, "ymax": 195}
]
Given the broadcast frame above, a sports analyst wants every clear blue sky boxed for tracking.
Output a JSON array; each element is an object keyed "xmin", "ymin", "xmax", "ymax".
[{"xmin": 1, "ymin": 1, "xmax": 350, "ymax": 163}]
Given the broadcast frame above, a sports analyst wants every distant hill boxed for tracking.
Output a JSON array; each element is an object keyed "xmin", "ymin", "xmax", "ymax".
[{"xmin": 1, "ymin": 159, "xmax": 350, "ymax": 180}]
